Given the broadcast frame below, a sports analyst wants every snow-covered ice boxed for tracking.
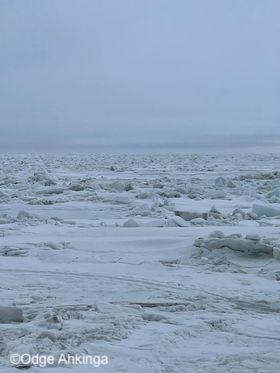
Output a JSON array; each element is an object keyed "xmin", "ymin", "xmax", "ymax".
[{"xmin": 1, "ymin": 153, "xmax": 280, "ymax": 372}]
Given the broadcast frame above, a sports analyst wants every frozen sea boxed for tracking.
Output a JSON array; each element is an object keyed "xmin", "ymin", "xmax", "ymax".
[{"xmin": 0, "ymin": 152, "xmax": 280, "ymax": 372}]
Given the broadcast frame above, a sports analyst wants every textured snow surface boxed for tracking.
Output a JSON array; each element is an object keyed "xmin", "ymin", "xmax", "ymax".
[{"xmin": 1, "ymin": 153, "xmax": 280, "ymax": 372}]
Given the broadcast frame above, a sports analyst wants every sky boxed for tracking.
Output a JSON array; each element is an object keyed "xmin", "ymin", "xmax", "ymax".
[{"xmin": 0, "ymin": 0, "xmax": 279, "ymax": 152}]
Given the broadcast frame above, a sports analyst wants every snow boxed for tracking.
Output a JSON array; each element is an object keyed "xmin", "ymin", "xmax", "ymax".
[{"xmin": 0, "ymin": 153, "xmax": 280, "ymax": 372}]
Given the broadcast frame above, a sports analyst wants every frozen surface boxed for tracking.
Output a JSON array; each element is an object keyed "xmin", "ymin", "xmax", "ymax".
[{"xmin": 1, "ymin": 153, "xmax": 280, "ymax": 372}]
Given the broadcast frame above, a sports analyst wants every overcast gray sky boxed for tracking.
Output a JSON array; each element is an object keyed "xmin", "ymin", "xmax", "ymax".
[{"xmin": 0, "ymin": 0, "xmax": 279, "ymax": 151}]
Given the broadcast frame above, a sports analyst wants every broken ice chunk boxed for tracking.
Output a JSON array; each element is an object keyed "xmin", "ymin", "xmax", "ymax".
[
  {"xmin": 0, "ymin": 306, "xmax": 23, "ymax": 323},
  {"xmin": 123, "ymin": 219, "xmax": 140, "ymax": 227},
  {"xmin": 252, "ymin": 204, "xmax": 280, "ymax": 218}
]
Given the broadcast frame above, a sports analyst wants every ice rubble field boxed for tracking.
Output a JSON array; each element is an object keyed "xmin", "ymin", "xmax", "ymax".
[{"xmin": 1, "ymin": 153, "xmax": 280, "ymax": 372}]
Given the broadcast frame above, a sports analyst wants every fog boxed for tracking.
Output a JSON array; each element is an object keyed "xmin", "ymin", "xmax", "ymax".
[{"xmin": 0, "ymin": 0, "xmax": 279, "ymax": 152}]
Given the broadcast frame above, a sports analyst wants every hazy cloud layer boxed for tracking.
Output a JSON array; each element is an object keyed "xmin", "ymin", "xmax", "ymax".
[{"xmin": 0, "ymin": 0, "xmax": 279, "ymax": 151}]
